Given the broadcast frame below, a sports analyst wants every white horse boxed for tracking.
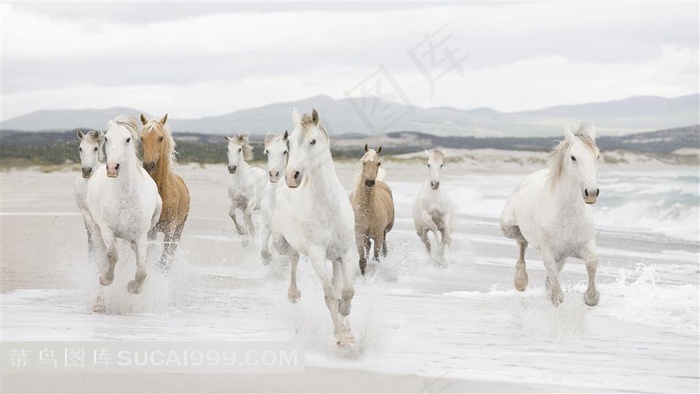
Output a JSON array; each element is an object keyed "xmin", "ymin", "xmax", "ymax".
[
  {"xmin": 87, "ymin": 116, "xmax": 162, "ymax": 294},
  {"xmin": 413, "ymin": 148, "xmax": 453, "ymax": 258},
  {"xmin": 226, "ymin": 134, "xmax": 267, "ymax": 238},
  {"xmin": 501, "ymin": 123, "xmax": 601, "ymax": 307},
  {"xmin": 272, "ymin": 108, "xmax": 357, "ymax": 346},
  {"xmin": 74, "ymin": 129, "xmax": 105, "ymax": 264},
  {"xmin": 260, "ymin": 132, "xmax": 288, "ymax": 264}
]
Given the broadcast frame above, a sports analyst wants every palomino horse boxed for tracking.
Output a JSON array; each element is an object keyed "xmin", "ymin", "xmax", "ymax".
[
  {"xmin": 139, "ymin": 113, "xmax": 191, "ymax": 271},
  {"xmin": 413, "ymin": 149, "xmax": 453, "ymax": 258},
  {"xmin": 74, "ymin": 129, "xmax": 105, "ymax": 264},
  {"xmin": 501, "ymin": 123, "xmax": 601, "ymax": 307},
  {"xmin": 226, "ymin": 134, "xmax": 267, "ymax": 239},
  {"xmin": 350, "ymin": 144, "xmax": 395, "ymax": 275},
  {"xmin": 87, "ymin": 116, "xmax": 162, "ymax": 295},
  {"xmin": 260, "ymin": 132, "xmax": 288, "ymax": 264},
  {"xmin": 272, "ymin": 108, "xmax": 357, "ymax": 346}
]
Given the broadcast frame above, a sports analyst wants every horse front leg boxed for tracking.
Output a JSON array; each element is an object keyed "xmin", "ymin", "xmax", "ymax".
[
  {"xmin": 581, "ymin": 240, "xmax": 600, "ymax": 306},
  {"xmin": 337, "ymin": 248, "xmax": 356, "ymax": 344},
  {"xmin": 99, "ymin": 230, "xmax": 118, "ymax": 287},
  {"xmin": 229, "ymin": 204, "xmax": 245, "ymax": 235},
  {"xmin": 371, "ymin": 234, "xmax": 381, "ymax": 261},
  {"xmin": 543, "ymin": 249, "xmax": 564, "ymax": 307},
  {"xmin": 260, "ymin": 222, "xmax": 272, "ymax": 265},
  {"xmin": 356, "ymin": 232, "xmax": 367, "ymax": 275},
  {"xmin": 417, "ymin": 228, "xmax": 431, "ymax": 254},
  {"xmin": 159, "ymin": 222, "xmax": 183, "ymax": 273},
  {"xmin": 308, "ymin": 250, "xmax": 350, "ymax": 346},
  {"xmin": 127, "ymin": 235, "xmax": 148, "ymax": 294}
]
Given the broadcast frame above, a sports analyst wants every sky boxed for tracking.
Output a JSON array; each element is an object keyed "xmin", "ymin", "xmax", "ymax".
[{"xmin": 1, "ymin": 1, "xmax": 698, "ymax": 121}]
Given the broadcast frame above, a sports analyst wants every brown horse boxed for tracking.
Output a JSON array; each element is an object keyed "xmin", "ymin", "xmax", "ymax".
[
  {"xmin": 139, "ymin": 113, "xmax": 191, "ymax": 271},
  {"xmin": 350, "ymin": 144, "xmax": 395, "ymax": 275}
]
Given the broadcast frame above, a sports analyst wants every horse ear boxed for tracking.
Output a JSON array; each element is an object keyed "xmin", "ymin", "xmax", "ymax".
[
  {"xmin": 87, "ymin": 130, "xmax": 99, "ymax": 141},
  {"xmin": 160, "ymin": 113, "xmax": 168, "ymax": 125},
  {"xmin": 264, "ymin": 134, "xmax": 276, "ymax": 147},
  {"xmin": 283, "ymin": 130, "xmax": 289, "ymax": 140},
  {"xmin": 140, "ymin": 114, "xmax": 148, "ymax": 125},
  {"xmin": 292, "ymin": 107, "xmax": 301, "ymax": 125},
  {"xmin": 377, "ymin": 146, "xmax": 382, "ymax": 154},
  {"xmin": 77, "ymin": 129, "xmax": 84, "ymax": 140},
  {"xmin": 311, "ymin": 108, "xmax": 319, "ymax": 125},
  {"xmin": 587, "ymin": 122, "xmax": 596, "ymax": 141},
  {"xmin": 224, "ymin": 135, "xmax": 232, "ymax": 141},
  {"xmin": 364, "ymin": 143, "xmax": 369, "ymax": 152},
  {"xmin": 424, "ymin": 149, "xmax": 431, "ymax": 157},
  {"xmin": 564, "ymin": 123, "xmax": 576, "ymax": 142}
]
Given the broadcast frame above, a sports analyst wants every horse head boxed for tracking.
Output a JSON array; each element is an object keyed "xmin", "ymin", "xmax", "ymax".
[
  {"xmin": 558, "ymin": 123, "xmax": 600, "ymax": 204},
  {"xmin": 226, "ymin": 134, "xmax": 253, "ymax": 174},
  {"xmin": 426, "ymin": 148, "xmax": 446, "ymax": 190},
  {"xmin": 264, "ymin": 133, "xmax": 289, "ymax": 183},
  {"xmin": 284, "ymin": 107, "xmax": 330, "ymax": 188},
  {"xmin": 77, "ymin": 129, "xmax": 104, "ymax": 178},
  {"xmin": 360, "ymin": 144, "xmax": 383, "ymax": 187},
  {"xmin": 139, "ymin": 113, "xmax": 174, "ymax": 174}
]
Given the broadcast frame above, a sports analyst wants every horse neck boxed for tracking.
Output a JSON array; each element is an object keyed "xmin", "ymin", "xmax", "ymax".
[
  {"xmin": 153, "ymin": 152, "xmax": 174, "ymax": 187},
  {"xmin": 114, "ymin": 153, "xmax": 141, "ymax": 189},
  {"xmin": 307, "ymin": 151, "xmax": 340, "ymax": 196},
  {"xmin": 549, "ymin": 167, "xmax": 584, "ymax": 208},
  {"xmin": 355, "ymin": 178, "xmax": 375, "ymax": 204}
]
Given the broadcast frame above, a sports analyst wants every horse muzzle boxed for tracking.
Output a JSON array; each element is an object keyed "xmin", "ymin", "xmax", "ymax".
[
  {"xmin": 286, "ymin": 170, "xmax": 302, "ymax": 189},
  {"xmin": 431, "ymin": 181, "xmax": 440, "ymax": 190},
  {"xmin": 81, "ymin": 167, "xmax": 92, "ymax": 178},
  {"xmin": 365, "ymin": 179, "xmax": 375, "ymax": 187},
  {"xmin": 228, "ymin": 165, "xmax": 237, "ymax": 174},
  {"xmin": 106, "ymin": 163, "xmax": 120, "ymax": 178},
  {"xmin": 143, "ymin": 162, "xmax": 156, "ymax": 173},
  {"xmin": 583, "ymin": 188, "xmax": 599, "ymax": 204},
  {"xmin": 269, "ymin": 171, "xmax": 280, "ymax": 183}
]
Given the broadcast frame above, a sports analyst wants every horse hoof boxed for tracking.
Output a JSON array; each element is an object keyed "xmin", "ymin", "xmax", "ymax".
[
  {"xmin": 550, "ymin": 292, "xmax": 564, "ymax": 307},
  {"xmin": 99, "ymin": 275, "xmax": 114, "ymax": 286},
  {"xmin": 287, "ymin": 288, "xmax": 301, "ymax": 304},
  {"xmin": 127, "ymin": 281, "xmax": 143, "ymax": 294},
  {"xmin": 514, "ymin": 272, "xmax": 528, "ymax": 291},
  {"xmin": 336, "ymin": 335, "xmax": 356, "ymax": 347},
  {"xmin": 584, "ymin": 290, "xmax": 600, "ymax": 306}
]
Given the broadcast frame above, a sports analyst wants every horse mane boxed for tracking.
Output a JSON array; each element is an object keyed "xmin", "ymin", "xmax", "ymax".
[
  {"xmin": 431, "ymin": 148, "xmax": 446, "ymax": 162},
  {"xmin": 232, "ymin": 134, "xmax": 254, "ymax": 161},
  {"xmin": 109, "ymin": 116, "xmax": 141, "ymax": 148},
  {"xmin": 546, "ymin": 123, "xmax": 599, "ymax": 189},
  {"xmin": 300, "ymin": 112, "xmax": 329, "ymax": 141},
  {"xmin": 143, "ymin": 120, "xmax": 177, "ymax": 167}
]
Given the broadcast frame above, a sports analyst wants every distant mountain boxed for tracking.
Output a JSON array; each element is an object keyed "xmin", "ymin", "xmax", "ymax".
[{"xmin": 2, "ymin": 94, "xmax": 698, "ymax": 137}]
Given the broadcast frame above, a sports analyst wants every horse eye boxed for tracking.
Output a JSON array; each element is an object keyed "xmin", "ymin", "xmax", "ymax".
[
  {"xmin": 427, "ymin": 164, "xmax": 431, "ymax": 168},
  {"xmin": 94, "ymin": 147, "xmax": 98, "ymax": 152},
  {"xmin": 79, "ymin": 147, "xmax": 82, "ymax": 152},
  {"xmin": 126, "ymin": 138, "xmax": 131, "ymax": 143},
  {"xmin": 239, "ymin": 148, "xmax": 242, "ymax": 152},
  {"xmin": 377, "ymin": 162, "xmax": 381, "ymax": 166},
  {"xmin": 440, "ymin": 164, "xmax": 443, "ymax": 168},
  {"xmin": 264, "ymin": 150, "xmax": 269, "ymax": 155},
  {"xmin": 571, "ymin": 155, "xmax": 577, "ymax": 161},
  {"xmin": 159, "ymin": 136, "xmax": 164, "ymax": 142},
  {"xmin": 310, "ymin": 139, "xmax": 316, "ymax": 145},
  {"xmin": 283, "ymin": 151, "xmax": 288, "ymax": 155}
]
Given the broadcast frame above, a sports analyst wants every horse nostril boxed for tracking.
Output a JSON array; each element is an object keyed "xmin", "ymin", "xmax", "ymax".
[
  {"xmin": 294, "ymin": 171, "xmax": 301, "ymax": 181},
  {"xmin": 596, "ymin": 189, "xmax": 600, "ymax": 197},
  {"xmin": 584, "ymin": 189, "xmax": 589, "ymax": 197},
  {"xmin": 115, "ymin": 163, "xmax": 120, "ymax": 171}
]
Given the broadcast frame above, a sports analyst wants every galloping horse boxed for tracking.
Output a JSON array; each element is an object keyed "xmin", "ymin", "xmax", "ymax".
[
  {"xmin": 501, "ymin": 123, "xmax": 601, "ymax": 307},
  {"xmin": 350, "ymin": 144, "xmax": 395, "ymax": 275},
  {"xmin": 260, "ymin": 132, "xmax": 288, "ymax": 264},
  {"xmin": 226, "ymin": 134, "xmax": 267, "ymax": 239},
  {"xmin": 139, "ymin": 114, "xmax": 190, "ymax": 271},
  {"xmin": 413, "ymin": 148, "xmax": 453, "ymax": 258},
  {"xmin": 74, "ymin": 129, "xmax": 105, "ymax": 264},
  {"xmin": 87, "ymin": 116, "xmax": 162, "ymax": 294},
  {"xmin": 272, "ymin": 108, "xmax": 357, "ymax": 346}
]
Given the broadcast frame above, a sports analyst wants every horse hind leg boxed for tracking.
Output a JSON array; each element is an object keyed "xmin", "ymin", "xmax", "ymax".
[{"xmin": 514, "ymin": 240, "xmax": 529, "ymax": 291}]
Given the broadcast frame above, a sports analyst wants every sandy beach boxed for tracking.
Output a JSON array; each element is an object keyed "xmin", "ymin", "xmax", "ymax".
[{"xmin": 1, "ymin": 156, "xmax": 698, "ymax": 393}]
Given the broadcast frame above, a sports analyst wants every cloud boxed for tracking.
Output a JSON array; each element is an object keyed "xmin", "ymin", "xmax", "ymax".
[{"xmin": 1, "ymin": 2, "xmax": 698, "ymax": 120}]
